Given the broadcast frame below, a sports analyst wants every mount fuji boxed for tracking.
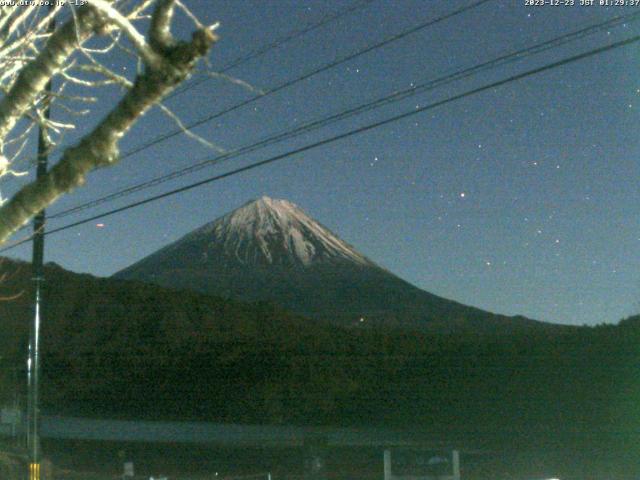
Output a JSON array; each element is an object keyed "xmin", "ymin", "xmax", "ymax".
[{"xmin": 114, "ymin": 196, "xmax": 550, "ymax": 332}]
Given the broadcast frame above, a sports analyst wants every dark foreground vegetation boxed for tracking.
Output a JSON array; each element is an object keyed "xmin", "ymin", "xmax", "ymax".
[{"xmin": 0, "ymin": 259, "xmax": 638, "ymax": 477}]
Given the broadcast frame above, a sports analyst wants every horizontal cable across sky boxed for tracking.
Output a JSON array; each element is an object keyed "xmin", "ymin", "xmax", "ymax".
[{"xmin": 3, "ymin": 31, "xmax": 638, "ymax": 253}]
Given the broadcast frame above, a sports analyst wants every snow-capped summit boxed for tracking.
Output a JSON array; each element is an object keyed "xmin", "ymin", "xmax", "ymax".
[{"xmin": 184, "ymin": 196, "xmax": 373, "ymax": 267}]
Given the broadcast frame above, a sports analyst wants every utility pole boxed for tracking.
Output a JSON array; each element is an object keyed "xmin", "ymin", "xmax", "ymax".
[{"xmin": 27, "ymin": 6, "xmax": 55, "ymax": 480}]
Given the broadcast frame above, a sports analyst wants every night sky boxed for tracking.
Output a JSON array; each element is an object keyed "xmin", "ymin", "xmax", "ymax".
[{"xmin": 4, "ymin": 0, "xmax": 640, "ymax": 326}]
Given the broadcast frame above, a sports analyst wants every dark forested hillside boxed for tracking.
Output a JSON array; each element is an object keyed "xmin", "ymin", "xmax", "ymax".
[{"xmin": 0, "ymin": 257, "xmax": 638, "ymax": 453}]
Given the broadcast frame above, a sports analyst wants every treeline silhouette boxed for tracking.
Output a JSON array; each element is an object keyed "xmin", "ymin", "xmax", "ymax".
[{"xmin": 0, "ymin": 258, "xmax": 638, "ymax": 453}]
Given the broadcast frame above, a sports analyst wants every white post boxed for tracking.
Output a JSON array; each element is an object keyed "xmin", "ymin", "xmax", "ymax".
[
  {"xmin": 384, "ymin": 450, "xmax": 393, "ymax": 480},
  {"xmin": 452, "ymin": 450, "xmax": 460, "ymax": 480}
]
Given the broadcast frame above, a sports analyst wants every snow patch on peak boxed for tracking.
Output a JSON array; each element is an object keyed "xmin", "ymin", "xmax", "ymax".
[{"xmin": 192, "ymin": 197, "xmax": 373, "ymax": 267}]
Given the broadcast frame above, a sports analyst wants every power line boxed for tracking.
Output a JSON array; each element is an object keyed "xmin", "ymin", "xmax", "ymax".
[
  {"xmin": 1, "ymin": 33, "xmax": 636, "ymax": 253},
  {"xmin": 117, "ymin": 0, "xmax": 495, "ymax": 159},
  {"xmin": 6, "ymin": 0, "xmax": 376, "ymax": 178},
  {"xmin": 165, "ymin": 0, "xmax": 377, "ymax": 101},
  {"xmin": 47, "ymin": 10, "xmax": 640, "ymax": 220},
  {"xmin": 16, "ymin": 0, "xmax": 494, "ymax": 225}
]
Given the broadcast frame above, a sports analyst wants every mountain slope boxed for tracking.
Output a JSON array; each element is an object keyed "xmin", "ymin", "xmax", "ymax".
[{"xmin": 115, "ymin": 196, "xmax": 551, "ymax": 333}]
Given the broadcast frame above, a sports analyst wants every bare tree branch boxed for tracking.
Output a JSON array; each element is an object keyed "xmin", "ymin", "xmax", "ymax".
[
  {"xmin": 0, "ymin": 5, "xmax": 105, "ymax": 151},
  {"xmin": 156, "ymin": 101, "xmax": 225, "ymax": 153},
  {"xmin": 149, "ymin": 0, "xmax": 176, "ymax": 52},
  {"xmin": 0, "ymin": 6, "xmax": 218, "ymax": 244},
  {"xmin": 87, "ymin": 0, "xmax": 164, "ymax": 68}
]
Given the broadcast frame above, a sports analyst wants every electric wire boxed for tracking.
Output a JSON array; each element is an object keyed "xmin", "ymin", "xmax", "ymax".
[
  {"xmin": 165, "ymin": 0, "xmax": 377, "ymax": 101},
  {"xmin": 4, "ymin": 0, "xmax": 376, "ymax": 177},
  {"xmin": 47, "ymin": 10, "xmax": 640, "ymax": 220},
  {"xmin": 117, "ymin": 0, "xmax": 495, "ymax": 160},
  {"xmin": 2, "ymin": 32, "xmax": 637, "ymax": 253},
  {"xmin": 8, "ymin": 0, "xmax": 490, "ymax": 208}
]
